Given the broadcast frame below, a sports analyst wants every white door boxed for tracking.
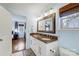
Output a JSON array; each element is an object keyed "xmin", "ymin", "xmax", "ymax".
[
  {"xmin": 18, "ymin": 22, "xmax": 25, "ymax": 38},
  {"xmin": 0, "ymin": 6, "xmax": 12, "ymax": 56}
]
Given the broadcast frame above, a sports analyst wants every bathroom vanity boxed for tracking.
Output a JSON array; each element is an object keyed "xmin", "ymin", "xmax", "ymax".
[
  {"xmin": 30, "ymin": 33, "xmax": 58, "ymax": 56},
  {"xmin": 30, "ymin": 11, "xmax": 58, "ymax": 56}
]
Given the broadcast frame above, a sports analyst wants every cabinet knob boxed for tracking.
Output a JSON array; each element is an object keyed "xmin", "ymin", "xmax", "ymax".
[
  {"xmin": 50, "ymin": 49, "xmax": 55, "ymax": 53},
  {"xmin": 0, "ymin": 39, "xmax": 3, "ymax": 41}
]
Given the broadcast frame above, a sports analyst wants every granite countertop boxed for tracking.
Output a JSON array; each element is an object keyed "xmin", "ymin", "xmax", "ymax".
[{"xmin": 30, "ymin": 33, "xmax": 58, "ymax": 43}]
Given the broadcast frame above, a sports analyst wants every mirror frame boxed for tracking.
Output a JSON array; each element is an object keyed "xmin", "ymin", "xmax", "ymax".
[{"xmin": 37, "ymin": 13, "xmax": 56, "ymax": 33}]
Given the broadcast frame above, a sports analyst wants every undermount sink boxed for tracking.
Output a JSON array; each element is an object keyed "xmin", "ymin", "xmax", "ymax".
[
  {"xmin": 33, "ymin": 35, "xmax": 51, "ymax": 41},
  {"xmin": 33, "ymin": 35, "xmax": 38, "ymax": 37},
  {"xmin": 41, "ymin": 38, "xmax": 51, "ymax": 40},
  {"xmin": 33, "ymin": 35, "xmax": 41, "ymax": 38}
]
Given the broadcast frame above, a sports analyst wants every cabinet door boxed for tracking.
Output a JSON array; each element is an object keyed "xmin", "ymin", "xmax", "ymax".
[
  {"xmin": 30, "ymin": 37, "xmax": 38, "ymax": 55},
  {"xmin": 33, "ymin": 44, "xmax": 40, "ymax": 56},
  {"xmin": 48, "ymin": 46, "xmax": 58, "ymax": 56},
  {"xmin": 39, "ymin": 44, "xmax": 46, "ymax": 56},
  {"xmin": 0, "ymin": 6, "xmax": 12, "ymax": 56},
  {"xmin": 36, "ymin": 39, "xmax": 46, "ymax": 56},
  {"xmin": 46, "ymin": 41, "xmax": 58, "ymax": 56},
  {"xmin": 30, "ymin": 37, "xmax": 36, "ymax": 48}
]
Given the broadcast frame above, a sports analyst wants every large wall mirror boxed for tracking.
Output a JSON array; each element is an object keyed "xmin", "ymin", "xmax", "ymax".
[{"xmin": 37, "ymin": 13, "xmax": 56, "ymax": 33}]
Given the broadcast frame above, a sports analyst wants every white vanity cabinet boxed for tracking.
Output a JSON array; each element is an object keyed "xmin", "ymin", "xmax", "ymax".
[
  {"xmin": 30, "ymin": 36, "xmax": 41, "ymax": 56},
  {"xmin": 30, "ymin": 36, "xmax": 58, "ymax": 56}
]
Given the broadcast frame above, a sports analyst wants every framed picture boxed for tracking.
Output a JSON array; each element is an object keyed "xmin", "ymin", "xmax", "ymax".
[{"xmin": 60, "ymin": 12, "xmax": 79, "ymax": 30}]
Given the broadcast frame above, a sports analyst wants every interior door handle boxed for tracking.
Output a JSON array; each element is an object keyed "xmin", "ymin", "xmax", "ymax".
[{"xmin": 0, "ymin": 39, "xmax": 3, "ymax": 41}]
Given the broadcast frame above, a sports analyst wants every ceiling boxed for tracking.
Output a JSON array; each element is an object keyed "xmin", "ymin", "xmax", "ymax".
[{"xmin": 0, "ymin": 3, "xmax": 66, "ymax": 17}]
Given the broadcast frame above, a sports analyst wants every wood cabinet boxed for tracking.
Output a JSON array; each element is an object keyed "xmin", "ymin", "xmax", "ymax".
[
  {"xmin": 30, "ymin": 36, "xmax": 58, "ymax": 56},
  {"xmin": 59, "ymin": 3, "xmax": 79, "ymax": 17}
]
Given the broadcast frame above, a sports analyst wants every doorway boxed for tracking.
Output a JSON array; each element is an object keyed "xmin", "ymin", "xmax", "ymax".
[{"xmin": 12, "ymin": 21, "xmax": 26, "ymax": 53}]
